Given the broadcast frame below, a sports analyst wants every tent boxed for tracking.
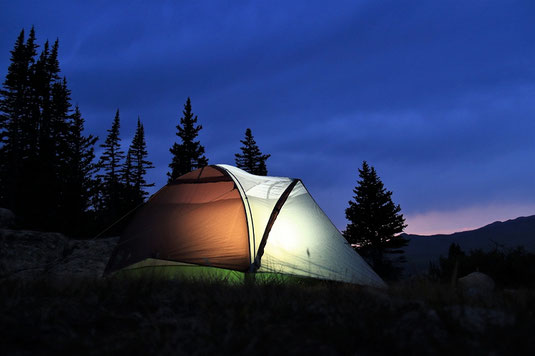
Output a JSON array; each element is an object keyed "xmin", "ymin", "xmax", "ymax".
[{"xmin": 105, "ymin": 164, "xmax": 386, "ymax": 288}]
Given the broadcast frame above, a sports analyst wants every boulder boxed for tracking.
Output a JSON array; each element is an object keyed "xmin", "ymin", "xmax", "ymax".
[
  {"xmin": 0, "ymin": 228, "xmax": 118, "ymax": 279},
  {"xmin": 0, "ymin": 229, "xmax": 68, "ymax": 278},
  {"xmin": 457, "ymin": 272, "xmax": 495, "ymax": 297},
  {"xmin": 48, "ymin": 237, "xmax": 119, "ymax": 278}
]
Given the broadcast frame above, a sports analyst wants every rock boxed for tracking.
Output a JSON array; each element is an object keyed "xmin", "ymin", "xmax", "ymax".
[
  {"xmin": 0, "ymin": 228, "xmax": 118, "ymax": 279},
  {"xmin": 0, "ymin": 229, "xmax": 68, "ymax": 278},
  {"xmin": 457, "ymin": 272, "xmax": 495, "ymax": 297},
  {"xmin": 0, "ymin": 208, "xmax": 15, "ymax": 228},
  {"xmin": 48, "ymin": 237, "xmax": 119, "ymax": 278}
]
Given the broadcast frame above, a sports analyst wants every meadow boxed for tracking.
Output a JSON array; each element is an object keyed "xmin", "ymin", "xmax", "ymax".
[{"xmin": 1, "ymin": 274, "xmax": 534, "ymax": 355}]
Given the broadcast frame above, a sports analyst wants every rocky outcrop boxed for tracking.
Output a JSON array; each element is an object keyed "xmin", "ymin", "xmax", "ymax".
[
  {"xmin": 48, "ymin": 236, "xmax": 119, "ymax": 277},
  {"xmin": 0, "ymin": 228, "xmax": 118, "ymax": 279}
]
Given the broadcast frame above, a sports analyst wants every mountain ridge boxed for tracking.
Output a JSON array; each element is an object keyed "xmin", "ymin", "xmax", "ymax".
[
  {"xmin": 402, "ymin": 215, "xmax": 535, "ymax": 274},
  {"xmin": 403, "ymin": 215, "xmax": 535, "ymax": 239}
]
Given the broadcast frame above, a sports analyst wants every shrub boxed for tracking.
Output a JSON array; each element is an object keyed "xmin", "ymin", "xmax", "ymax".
[{"xmin": 429, "ymin": 243, "xmax": 535, "ymax": 289}]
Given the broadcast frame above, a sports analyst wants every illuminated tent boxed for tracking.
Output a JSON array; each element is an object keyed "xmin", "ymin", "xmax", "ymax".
[{"xmin": 105, "ymin": 165, "xmax": 385, "ymax": 288}]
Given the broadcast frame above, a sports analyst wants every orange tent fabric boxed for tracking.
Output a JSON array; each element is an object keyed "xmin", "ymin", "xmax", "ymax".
[{"xmin": 106, "ymin": 166, "xmax": 250, "ymax": 272}]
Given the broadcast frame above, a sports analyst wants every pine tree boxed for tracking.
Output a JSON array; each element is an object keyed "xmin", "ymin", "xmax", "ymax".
[
  {"xmin": 343, "ymin": 161, "xmax": 408, "ymax": 280},
  {"xmin": 21, "ymin": 37, "xmax": 73, "ymax": 229},
  {"xmin": 0, "ymin": 28, "xmax": 37, "ymax": 209},
  {"xmin": 31, "ymin": 40, "xmax": 69, "ymax": 228},
  {"xmin": 129, "ymin": 117, "xmax": 154, "ymax": 203},
  {"xmin": 167, "ymin": 97, "xmax": 208, "ymax": 181},
  {"xmin": 234, "ymin": 128, "xmax": 270, "ymax": 175},
  {"xmin": 60, "ymin": 105, "xmax": 98, "ymax": 235},
  {"xmin": 98, "ymin": 109, "xmax": 125, "ymax": 218},
  {"xmin": 121, "ymin": 117, "xmax": 154, "ymax": 208},
  {"xmin": 52, "ymin": 77, "xmax": 74, "ymax": 181}
]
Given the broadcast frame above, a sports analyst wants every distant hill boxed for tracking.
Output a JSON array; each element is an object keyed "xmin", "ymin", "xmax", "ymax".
[{"xmin": 402, "ymin": 215, "xmax": 535, "ymax": 274}]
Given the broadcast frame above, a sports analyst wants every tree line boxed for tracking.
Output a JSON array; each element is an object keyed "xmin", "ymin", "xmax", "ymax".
[
  {"xmin": 0, "ymin": 27, "xmax": 99, "ymax": 235},
  {"xmin": 0, "ymin": 28, "xmax": 272, "ymax": 237},
  {"xmin": 0, "ymin": 28, "xmax": 408, "ymax": 279}
]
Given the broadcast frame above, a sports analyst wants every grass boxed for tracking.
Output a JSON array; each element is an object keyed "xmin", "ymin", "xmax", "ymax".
[{"xmin": 1, "ymin": 275, "xmax": 534, "ymax": 355}]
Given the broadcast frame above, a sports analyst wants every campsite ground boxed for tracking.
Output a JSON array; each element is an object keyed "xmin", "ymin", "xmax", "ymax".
[
  {"xmin": 1, "ymin": 274, "xmax": 535, "ymax": 354},
  {"xmin": 1, "ymin": 229, "xmax": 534, "ymax": 355}
]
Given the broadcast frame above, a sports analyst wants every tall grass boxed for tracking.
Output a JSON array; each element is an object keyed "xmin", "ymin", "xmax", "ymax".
[{"xmin": 1, "ymin": 275, "xmax": 534, "ymax": 355}]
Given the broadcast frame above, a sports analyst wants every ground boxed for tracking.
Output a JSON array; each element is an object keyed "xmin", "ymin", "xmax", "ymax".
[{"xmin": 1, "ymin": 229, "xmax": 534, "ymax": 355}]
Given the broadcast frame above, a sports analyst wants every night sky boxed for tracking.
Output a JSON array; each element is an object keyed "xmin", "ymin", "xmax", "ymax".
[{"xmin": 1, "ymin": 1, "xmax": 534, "ymax": 234}]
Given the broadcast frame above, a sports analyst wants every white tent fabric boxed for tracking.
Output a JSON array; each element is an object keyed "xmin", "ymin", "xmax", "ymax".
[
  {"xmin": 219, "ymin": 164, "xmax": 293, "ymax": 256},
  {"xmin": 217, "ymin": 165, "xmax": 386, "ymax": 288}
]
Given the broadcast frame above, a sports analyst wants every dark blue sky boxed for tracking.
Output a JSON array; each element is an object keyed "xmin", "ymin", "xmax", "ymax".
[{"xmin": 1, "ymin": 0, "xmax": 534, "ymax": 234}]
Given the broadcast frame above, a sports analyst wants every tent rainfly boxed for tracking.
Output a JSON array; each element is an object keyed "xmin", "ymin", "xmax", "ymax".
[{"xmin": 105, "ymin": 164, "xmax": 386, "ymax": 288}]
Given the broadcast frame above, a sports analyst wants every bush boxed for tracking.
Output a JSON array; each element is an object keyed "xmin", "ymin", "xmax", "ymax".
[{"xmin": 429, "ymin": 243, "xmax": 535, "ymax": 289}]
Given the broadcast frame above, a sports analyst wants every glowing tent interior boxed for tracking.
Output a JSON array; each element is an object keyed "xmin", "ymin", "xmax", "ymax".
[{"xmin": 104, "ymin": 164, "xmax": 386, "ymax": 288}]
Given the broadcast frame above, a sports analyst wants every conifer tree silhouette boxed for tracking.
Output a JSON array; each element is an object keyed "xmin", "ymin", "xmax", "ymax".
[
  {"xmin": 98, "ymin": 109, "xmax": 125, "ymax": 219},
  {"xmin": 235, "ymin": 128, "xmax": 270, "ymax": 175},
  {"xmin": 167, "ymin": 97, "xmax": 207, "ymax": 181},
  {"xmin": 343, "ymin": 161, "xmax": 408, "ymax": 280},
  {"xmin": 124, "ymin": 117, "xmax": 154, "ymax": 205},
  {"xmin": 0, "ymin": 28, "xmax": 34, "ymax": 210},
  {"xmin": 61, "ymin": 105, "xmax": 98, "ymax": 235}
]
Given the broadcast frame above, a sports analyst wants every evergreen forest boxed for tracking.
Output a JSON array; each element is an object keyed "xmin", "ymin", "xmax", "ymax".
[
  {"xmin": 0, "ymin": 28, "xmax": 406, "ymax": 280},
  {"xmin": 0, "ymin": 28, "xmax": 275, "ymax": 238}
]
